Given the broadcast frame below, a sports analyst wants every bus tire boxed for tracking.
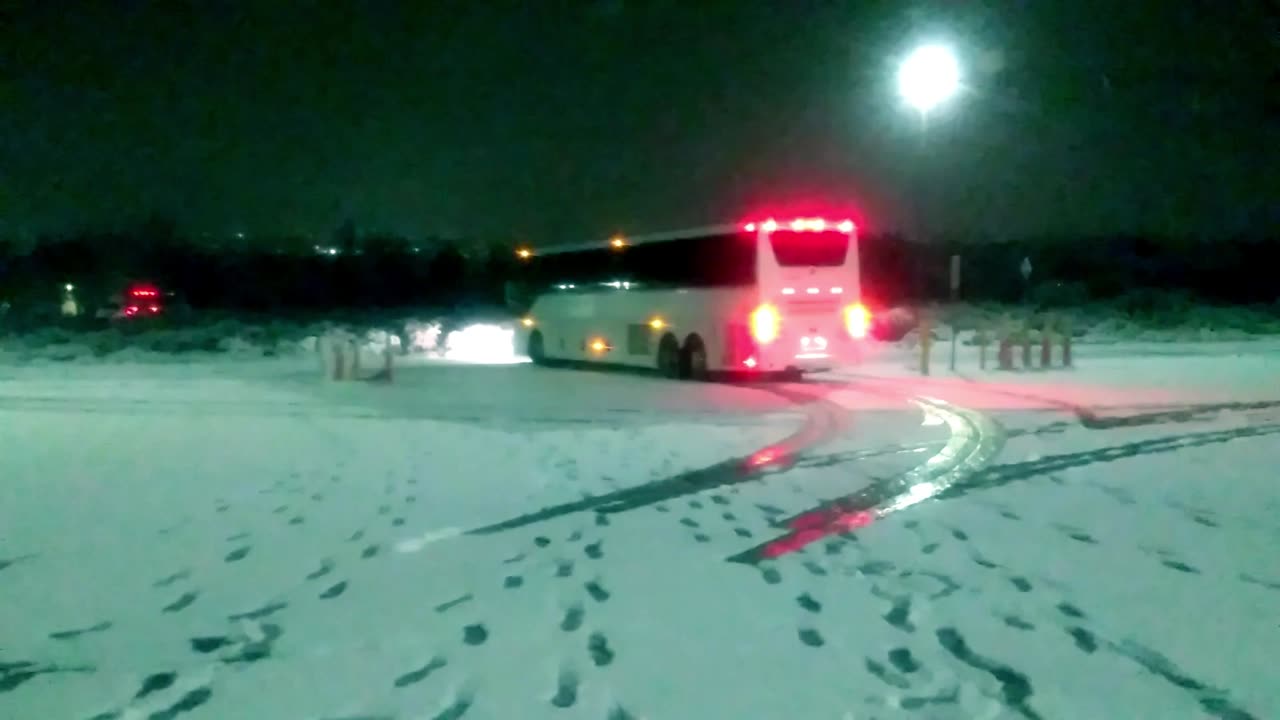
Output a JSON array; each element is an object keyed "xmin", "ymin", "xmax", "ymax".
[
  {"xmin": 528, "ymin": 330, "xmax": 548, "ymax": 366},
  {"xmin": 657, "ymin": 333, "xmax": 680, "ymax": 379},
  {"xmin": 681, "ymin": 334, "xmax": 710, "ymax": 381}
]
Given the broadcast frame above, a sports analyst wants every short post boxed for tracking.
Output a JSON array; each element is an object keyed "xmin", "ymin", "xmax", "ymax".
[
  {"xmin": 919, "ymin": 315, "xmax": 932, "ymax": 376},
  {"xmin": 1062, "ymin": 321, "xmax": 1073, "ymax": 368},
  {"xmin": 997, "ymin": 334, "xmax": 1014, "ymax": 371},
  {"xmin": 331, "ymin": 342, "xmax": 345, "ymax": 381},
  {"xmin": 949, "ymin": 325, "xmax": 958, "ymax": 372},
  {"xmin": 349, "ymin": 337, "xmax": 361, "ymax": 379},
  {"xmin": 1021, "ymin": 330, "xmax": 1032, "ymax": 370},
  {"xmin": 1040, "ymin": 330, "xmax": 1052, "ymax": 368},
  {"xmin": 979, "ymin": 329, "xmax": 988, "ymax": 371}
]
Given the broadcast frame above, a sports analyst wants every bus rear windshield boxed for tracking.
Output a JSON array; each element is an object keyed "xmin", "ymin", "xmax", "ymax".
[{"xmin": 769, "ymin": 230, "xmax": 850, "ymax": 267}]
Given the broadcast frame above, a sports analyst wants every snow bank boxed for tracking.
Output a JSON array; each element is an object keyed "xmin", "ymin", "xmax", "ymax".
[
  {"xmin": 927, "ymin": 298, "xmax": 1280, "ymax": 345},
  {"xmin": 0, "ymin": 314, "xmax": 458, "ymax": 366}
]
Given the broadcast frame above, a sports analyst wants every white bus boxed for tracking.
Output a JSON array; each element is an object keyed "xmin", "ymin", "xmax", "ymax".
[{"xmin": 513, "ymin": 217, "xmax": 870, "ymax": 379}]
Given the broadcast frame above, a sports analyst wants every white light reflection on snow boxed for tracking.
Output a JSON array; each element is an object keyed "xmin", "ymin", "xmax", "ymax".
[{"xmin": 443, "ymin": 323, "xmax": 529, "ymax": 364}]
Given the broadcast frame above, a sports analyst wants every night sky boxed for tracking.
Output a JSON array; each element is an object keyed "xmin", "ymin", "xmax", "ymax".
[{"xmin": 1, "ymin": 1, "xmax": 1275, "ymax": 244}]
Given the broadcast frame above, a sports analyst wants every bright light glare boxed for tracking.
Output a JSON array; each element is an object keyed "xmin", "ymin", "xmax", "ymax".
[
  {"xmin": 444, "ymin": 323, "xmax": 527, "ymax": 364},
  {"xmin": 898, "ymin": 44, "xmax": 960, "ymax": 114}
]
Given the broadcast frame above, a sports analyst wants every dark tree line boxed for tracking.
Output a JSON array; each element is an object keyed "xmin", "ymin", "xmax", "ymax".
[
  {"xmin": 1, "ymin": 220, "xmax": 1276, "ymax": 321},
  {"xmin": 0, "ymin": 220, "xmax": 519, "ymax": 317},
  {"xmin": 860, "ymin": 232, "xmax": 1279, "ymax": 309}
]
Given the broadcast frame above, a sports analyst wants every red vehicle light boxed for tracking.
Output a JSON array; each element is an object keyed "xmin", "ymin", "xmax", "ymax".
[
  {"xmin": 750, "ymin": 304, "xmax": 780, "ymax": 344},
  {"xmin": 844, "ymin": 303, "xmax": 871, "ymax": 339}
]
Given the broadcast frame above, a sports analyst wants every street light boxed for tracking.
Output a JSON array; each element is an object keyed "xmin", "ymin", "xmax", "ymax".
[
  {"xmin": 896, "ymin": 43, "xmax": 961, "ymax": 304},
  {"xmin": 897, "ymin": 44, "xmax": 960, "ymax": 118}
]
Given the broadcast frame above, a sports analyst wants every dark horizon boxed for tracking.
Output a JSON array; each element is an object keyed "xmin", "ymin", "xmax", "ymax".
[{"xmin": 1, "ymin": 2, "xmax": 1275, "ymax": 244}]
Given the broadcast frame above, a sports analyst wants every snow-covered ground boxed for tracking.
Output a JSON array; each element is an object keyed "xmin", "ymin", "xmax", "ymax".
[{"xmin": 1, "ymin": 336, "xmax": 1277, "ymax": 719}]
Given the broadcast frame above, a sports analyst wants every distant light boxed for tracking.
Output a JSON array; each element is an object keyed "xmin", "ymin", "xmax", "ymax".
[
  {"xmin": 762, "ymin": 219, "xmax": 778, "ymax": 232},
  {"xmin": 898, "ymin": 44, "xmax": 960, "ymax": 114},
  {"xmin": 589, "ymin": 338, "xmax": 609, "ymax": 353},
  {"xmin": 742, "ymin": 356, "xmax": 758, "ymax": 369},
  {"xmin": 610, "ymin": 236, "xmax": 627, "ymax": 249},
  {"xmin": 235, "ymin": 232, "xmax": 245, "ymax": 239},
  {"xmin": 521, "ymin": 317, "xmax": 535, "ymax": 327},
  {"xmin": 831, "ymin": 287, "xmax": 843, "ymax": 294},
  {"xmin": 806, "ymin": 287, "xmax": 819, "ymax": 294},
  {"xmin": 790, "ymin": 219, "xmax": 805, "ymax": 231},
  {"xmin": 781, "ymin": 288, "xmax": 796, "ymax": 295},
  {"xmin": 837, "ymin": 219, "xmax": 855, "ymax": 233},
  {"xmin": 744, "ymin": 222, "xmax": 757, "ymax": 232},
  {"xmin": 516, "ymin": 247, "xmax": 533, "ymax": 259},
  {"xmin": 64, "ymin": 283, "xmax": 74, "ymax": 291},
  {"xmin": 649, "ymin": 317, "xmax": 666, "ymax": 330}
]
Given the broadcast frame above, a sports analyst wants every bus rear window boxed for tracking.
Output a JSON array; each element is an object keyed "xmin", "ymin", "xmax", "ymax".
[{"xmin": 769, "ymin": 231, "xmax": 850, "ymax": 267}]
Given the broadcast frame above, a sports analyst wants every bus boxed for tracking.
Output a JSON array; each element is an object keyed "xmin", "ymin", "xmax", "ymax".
[{"xmin": 513, "ymin": 217, "xmax": 870, "ymax": 380}]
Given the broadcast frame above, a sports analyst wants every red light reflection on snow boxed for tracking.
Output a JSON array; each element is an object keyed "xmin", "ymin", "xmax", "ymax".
[{"xmin": 758, "ymin": 510, "xmax": 875, "ymax": 559}]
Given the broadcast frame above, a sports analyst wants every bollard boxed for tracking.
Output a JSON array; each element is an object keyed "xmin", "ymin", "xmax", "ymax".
[
  {"xmin": 1021, "ymin": 332, "xmax": 1032, "ymax": 370},
  {"xmin": 919, "ymin": 317, "xmax": 932, "ymax": 376},
  {"xmin": 998, "ymin": 335, "xmax": 1014, "ymax": 371},
  {"xmin": 1040, "ymin": 331, "xmax": 1052, "ymax": 368},
  {"xmin": 1063, "ymin": 327, "xmax": 1073, "ymax": 368},
  {"xmin": 979, "ymin": 331, "xmax": 988, "ymax": 371},
  {"xmin": 331, "ymin": 343, "xmax": 345, "ymax": 381}
]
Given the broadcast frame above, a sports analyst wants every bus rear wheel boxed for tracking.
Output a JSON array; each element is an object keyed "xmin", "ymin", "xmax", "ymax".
[
  {"xmin": 681, "ymin": 334, "xmax": 710, "ymax": 381},
  {"xmin": 528, "ymin": 330, "xmax": 548, "ymax": 366},
  {"xmin": 657, "ymin": 333, "xmax": 680, "ymax": 378}
]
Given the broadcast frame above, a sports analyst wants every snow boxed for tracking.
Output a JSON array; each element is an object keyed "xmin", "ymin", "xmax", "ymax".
[{"xmin": 1, "ymin": 338, "xmax": 1278, "ymax": 719}]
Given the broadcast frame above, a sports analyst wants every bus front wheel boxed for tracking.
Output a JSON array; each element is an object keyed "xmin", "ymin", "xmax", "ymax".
[
  {"xmin": 657, "ymin": 334, "xmax": 680, "ymax": 379},
  {"xmin": 528, "ymin": 330, "xmax": 548, "ymax": 366},
  {"xmin": 681, "ymin": 334, "xmax": 710, "ymax": 381}
]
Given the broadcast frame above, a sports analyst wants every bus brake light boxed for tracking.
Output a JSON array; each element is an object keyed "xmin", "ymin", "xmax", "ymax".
[
  {"xmin": 750, "ymin": 304, "xmax": 780, "ymax": 344},
  {"xmin": 844, "ymin": 304, "xmax": 871, "ymax": 339}
]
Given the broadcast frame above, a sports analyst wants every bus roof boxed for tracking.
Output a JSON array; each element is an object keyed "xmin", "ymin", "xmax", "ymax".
[{"xmin": 534, "ymin": 224, "xmax": 742, "ymax": 256}]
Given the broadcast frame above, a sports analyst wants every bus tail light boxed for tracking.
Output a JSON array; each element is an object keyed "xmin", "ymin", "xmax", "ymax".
[
  {"xmin": 750, "ymin": 304, "xmax": 780, "ymax": 344},
  {"xmin": 844, "ymin": 304, "xmax": 871, "ymax": 339}
]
